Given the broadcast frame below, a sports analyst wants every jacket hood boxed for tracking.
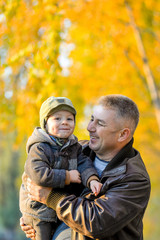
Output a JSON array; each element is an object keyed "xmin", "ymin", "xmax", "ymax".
[{"xmin": 26, "ymin": 127, "xmax": 77, "ymax": 154}]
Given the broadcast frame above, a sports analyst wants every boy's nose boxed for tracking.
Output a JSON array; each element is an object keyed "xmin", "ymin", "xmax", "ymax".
[{"xmin": 62, "ymin": 119, "xmax": 68, "ymax": 124}]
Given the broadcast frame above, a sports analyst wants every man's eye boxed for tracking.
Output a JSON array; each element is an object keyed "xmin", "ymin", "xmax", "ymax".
[{"xmin": 98, "ymin": 121, "xmax": 105, "ymax": 126}]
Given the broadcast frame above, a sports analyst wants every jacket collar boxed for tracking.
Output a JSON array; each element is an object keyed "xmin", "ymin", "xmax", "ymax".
[
  {"xmin": 106, "ymin": 138, "xmax": 135, "ymax": 171},
  {"xmin": 82, "ymin": 138, "xmax": 135, "ymax": 171}
]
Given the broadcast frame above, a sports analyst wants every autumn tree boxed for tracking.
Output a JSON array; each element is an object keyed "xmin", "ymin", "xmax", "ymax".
[{"xmin": 0, "ymin": 0, "xmax": 160, "ymax": 239}]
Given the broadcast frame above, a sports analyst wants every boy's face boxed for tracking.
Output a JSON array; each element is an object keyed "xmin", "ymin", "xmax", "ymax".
[{"xmin": 45, "ymin": 110, "xmax": 75, "ymax": 138}]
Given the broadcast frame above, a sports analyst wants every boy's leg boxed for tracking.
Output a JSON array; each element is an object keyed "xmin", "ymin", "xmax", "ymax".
[
  {"xmin": 52, "ymin": 222, "xmax": 71, "ymax": 240},
  {"xmin": 33, "ymin": 218, "xmax": 55, "ymax": 240},
  {"xmin": 23, "ymin": 214, "xmax": 54, "ymax": 240}
]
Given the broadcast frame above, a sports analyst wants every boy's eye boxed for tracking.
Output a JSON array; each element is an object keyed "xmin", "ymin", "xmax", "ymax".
[
  {"xmin": 68, "ymin": 118, "xmax": 73, "ymax": 121},
  {"xmin": 55, "ymin": 117, "xmax": 60, "ymax": 120}
]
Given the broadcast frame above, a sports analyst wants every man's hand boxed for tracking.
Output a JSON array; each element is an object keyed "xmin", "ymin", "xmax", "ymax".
[
  {"xmin": 69, "ymin": 170, "xmax": 81, "ymax": 183},
  {"xmin": 27, "ymin": 178, "xmax": 52, "ymax": 204},
  {"xmin": 90, "ymin": 180, "xmax": 103, "ymax": 196},
  {"xmin": 20, "ymin": 217, "xmax": 36, "ymax": 240}
]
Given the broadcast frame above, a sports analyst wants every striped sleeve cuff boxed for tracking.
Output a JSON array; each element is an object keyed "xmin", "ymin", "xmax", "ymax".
[{"xmin": 46, "ymin": 189, "xmax": 68, "ymax": 210}]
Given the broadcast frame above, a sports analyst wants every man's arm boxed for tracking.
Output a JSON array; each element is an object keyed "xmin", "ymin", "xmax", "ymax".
[
  {"xmin": 46, "ymin": 174, "xmax": 150, "ymax": 239},
  {"xmin": 27, "ymin": 174, "xmax": 150, "ymax": 239}
]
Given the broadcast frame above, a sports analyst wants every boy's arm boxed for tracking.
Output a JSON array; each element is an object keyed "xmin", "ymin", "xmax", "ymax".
[
  {"xmin": 25, "ymin": 143, "xmax": 67, "ymax": 188},
  {"xmin": 65, "ymin": 170, "xmax": 81, "ymax": 184},
  {"xmin": 90, "ymin": 180, "xmax": 103, "ymax": 196},
  {"xmin": 77, "ymin": 146, "xmax": 99, "ymax": 187}
]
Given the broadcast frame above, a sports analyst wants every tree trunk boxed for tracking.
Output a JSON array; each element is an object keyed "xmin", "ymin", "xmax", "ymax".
[{"xmin": 125, "ymin": 1, "xmax": 160, "ymax": 133}]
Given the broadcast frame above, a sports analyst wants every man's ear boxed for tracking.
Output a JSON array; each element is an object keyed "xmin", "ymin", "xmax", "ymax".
[{"xmin": 118, "ymin": 128, "xmax": 131, "ymax": 142}]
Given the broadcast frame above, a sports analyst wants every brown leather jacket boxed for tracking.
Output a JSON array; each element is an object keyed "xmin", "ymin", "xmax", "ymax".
[{"xmin": 46, "ymin": 139, "xmax": 151, "ymax": 240}]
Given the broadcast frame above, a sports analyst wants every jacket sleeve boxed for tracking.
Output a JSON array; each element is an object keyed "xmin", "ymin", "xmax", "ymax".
[
  {"xmin": 77, "ymin": 146, "xmax": 99, "ymax": 187},
  {"xmin": 24, "ymin": 143, "xmax": 66, "ymax": 188},
  {"xmin": 46, "ymin": 173, "xmax": 150, "ymax": 239}
]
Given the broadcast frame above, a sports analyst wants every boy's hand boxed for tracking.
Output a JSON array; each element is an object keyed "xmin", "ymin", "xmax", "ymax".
[
  {"xmin": 69, "ymin": 170, "xmax": 81, "ymax": 183},
  {"xmin": 90, "ymin": 180, "xmax": 102, "ymax": 196}
]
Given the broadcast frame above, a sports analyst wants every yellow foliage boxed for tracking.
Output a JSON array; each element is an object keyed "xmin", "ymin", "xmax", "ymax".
[{"xmin": 0, "ymin": 1, "xmax": 160, "ymax": 238}]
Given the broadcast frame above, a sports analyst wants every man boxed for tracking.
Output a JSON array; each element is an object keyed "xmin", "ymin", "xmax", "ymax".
[{"xmin": 21, "ymin": 94, "xmax": 151, "ymax": 240}]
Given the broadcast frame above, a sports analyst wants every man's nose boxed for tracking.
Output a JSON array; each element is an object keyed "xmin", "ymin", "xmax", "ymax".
[{"xmin": 87, "ymin": 121, "xmax": 96, "ymax": 132}]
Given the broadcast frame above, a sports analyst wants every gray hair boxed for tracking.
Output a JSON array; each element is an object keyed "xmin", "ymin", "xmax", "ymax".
[{"xmin": 98, "ymin": 94, "xmax": 139, "ymax": 135}]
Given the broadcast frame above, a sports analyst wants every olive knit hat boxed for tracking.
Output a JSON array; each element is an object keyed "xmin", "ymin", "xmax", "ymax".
[{"xmin": 40, "ymin": 96, "xmax": 76, "ymax": 131}]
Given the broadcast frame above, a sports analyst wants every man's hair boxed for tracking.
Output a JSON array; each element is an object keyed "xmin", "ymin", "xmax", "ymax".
[{"xmin": 98, "ymin": 94, "xmax": 139, "ymax": 135}]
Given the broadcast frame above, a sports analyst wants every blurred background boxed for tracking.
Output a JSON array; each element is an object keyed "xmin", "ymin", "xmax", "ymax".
[{"xmin": 0, "ymin": 0, "xmax": 160, "ymax": 239}]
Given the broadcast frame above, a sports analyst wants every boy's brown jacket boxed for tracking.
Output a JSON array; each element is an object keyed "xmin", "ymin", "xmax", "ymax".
[{"xmin": 19, "ymin": 127, "xmax": 98, "ymax": 222}]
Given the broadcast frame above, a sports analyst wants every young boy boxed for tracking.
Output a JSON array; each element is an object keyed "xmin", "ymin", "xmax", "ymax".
[{"xmin": 19, "ymin": 96, "xmax": 102, "ymax": 240}]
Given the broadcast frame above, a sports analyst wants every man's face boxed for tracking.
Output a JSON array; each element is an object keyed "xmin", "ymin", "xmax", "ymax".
[{"xmin": 87, "ymin": 105, "xmax": 122, "ymax": 159}]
